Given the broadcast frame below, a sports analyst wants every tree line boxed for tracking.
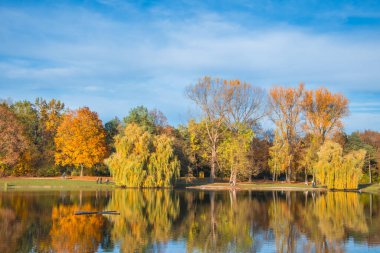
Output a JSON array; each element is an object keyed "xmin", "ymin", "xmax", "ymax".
[{"xmin": 1, "ymin": 77, "xmax": 379, "ymax": 189}]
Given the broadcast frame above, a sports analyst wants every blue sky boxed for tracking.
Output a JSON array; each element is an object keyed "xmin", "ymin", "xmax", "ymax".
[{"xmin": 1, "ymin": 0, "xmax": 380, "ymax": 132}]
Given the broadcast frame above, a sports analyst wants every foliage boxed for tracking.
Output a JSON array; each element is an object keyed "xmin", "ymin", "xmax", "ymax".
[
  {"xmin": 55, "ymin": 107, "xmax": 108, "ymax": 176},
  {"xmin": 50, "ymin": 204, "xmax": 107, "ymax": 253},
  {"xmin": 123, "ymin": 106, "xmax": 156, "ymax": 134},
  {"xmin": 218, "ymin": 126, "xmax": 254, "ymax": 185},
  {"xmin": 302, "ymin": 87, "xmax": 349, "ymax": 143},
  {"xmin": 268, "ymin": 129, "xmax": 292, "ymax": 181},
  {"xmin": 104, "ymin": 117, "xmax": 122, "ymax": 153},
  {"xmin": 316, "ymin": 141, "xmax": 366, "ymax": 189},
  {"xmin": 106, "ymin": 124, "xmax": 180, "ymax": 187},
  {"xmin": 0, "ymin": 105, "xmax": 29, "ymax": 176},
  {"xmin": 268, "ymin": 84, "xmax": 304, "ymax": 181}
]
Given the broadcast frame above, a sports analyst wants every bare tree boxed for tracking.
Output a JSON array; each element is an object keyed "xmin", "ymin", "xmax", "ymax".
[
  {"xmin": 186, "ymin": 77, "xmax": 229, "ymax": 181},
  {"xmin": 187, "ymin": 77, "xmax": 265, "ymax": 184}
]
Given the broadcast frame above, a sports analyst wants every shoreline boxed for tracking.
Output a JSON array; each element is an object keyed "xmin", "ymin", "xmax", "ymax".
[{"xmin": 0, "ymin": 177, "xmax": 378, "ymax": 194}]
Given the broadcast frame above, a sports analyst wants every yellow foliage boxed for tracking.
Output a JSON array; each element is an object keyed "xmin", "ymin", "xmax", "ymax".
[
  {"xmin": 106, "ymin": 124, "xmax": 180, "ymax": 187},
  {"xmin": 316, "ymin": 141, "xmax": 366, "ymax": 189}
]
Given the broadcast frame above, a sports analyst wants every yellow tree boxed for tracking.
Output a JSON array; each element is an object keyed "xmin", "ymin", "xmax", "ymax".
[
  {"xmin": 54, "ymin": 107, "xmax": 107, "ymax": 176},
  {"xmin": 268, "ymin": 129, "xmax": 292, "ymax": 181},
  {"xmin": 316, "ymin": 141, "xmax": 366, "ymax": 189},
  {"xmin": 218, "ymin": 126, "xmax": 254, "ymax": 186},
  {"xmin": 268, "ymin": 84, "xmax": 304, "ymax": 182},
  {"xmin": 106, "ymin": 123, "xmax": 180, "ymax": 187}
]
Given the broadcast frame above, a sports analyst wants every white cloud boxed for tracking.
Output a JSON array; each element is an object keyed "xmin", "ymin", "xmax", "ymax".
[{"xmin": 0, "ymin": 5, "xmax": 380, "ymax": 131}]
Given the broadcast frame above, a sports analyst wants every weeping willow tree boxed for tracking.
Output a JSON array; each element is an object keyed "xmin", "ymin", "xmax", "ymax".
[
  {"xmin": 315, "ymin": 141, "xmax": 366, "ymax": 189},
  {"xmin": 106, "ymin": 189, "xmax": 180, "ymax": 253},
  {"xmin": 106, "ymin": 123, "xmax": 180, "ymax": 187}
]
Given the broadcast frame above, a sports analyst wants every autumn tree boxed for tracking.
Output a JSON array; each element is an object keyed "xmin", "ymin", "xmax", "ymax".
[
  {"xmin": 218, "ymin": 127, "xmax": 254, "ymax": 186},
  {"xmin": 106, "ymin": 123, "xmax": 180, "ymax": 187},
  {"xmin": 186, "ymin": 77, "xmax": 230, "ymax": 181},
  {"xmin": 268, "ymin": 129, "xmax": 292, "ymax": 181},
  {"xmin": 316, "ymin": 140, "xmax": 366, "ymax": 189},
  {"xmin": 0, "ymin": 105, "xmax": 29, "ymax": 175},
  {"xmin": 248, "ymin": 134, "xmax": 271, "ymax": 181},
  {"xmin": 187, "ymin": 77, "xmax": 265, "ymax": 183},
  {"xmin": 55, "ymin": 107, "xmax": 108, "ymax": 176},
  {"xmin": 268, "ymin": 84, "xmax": 305, "ymax": 182},
  {"xmin": 303, "ymin": 87, "xmax": 349, "ymax": 144}
]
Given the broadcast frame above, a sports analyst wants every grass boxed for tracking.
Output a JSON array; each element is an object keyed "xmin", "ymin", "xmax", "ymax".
[
  {"xmin": 0, "ymin": 177, "xmax": 115, "ymax": 191},
  {"xmin": 179, "ymin": 178, "xmax": 326, "ymax": 191},
  {"xmin": 360, "ymin": 183, "xmax": 380, "ymax": 194}
]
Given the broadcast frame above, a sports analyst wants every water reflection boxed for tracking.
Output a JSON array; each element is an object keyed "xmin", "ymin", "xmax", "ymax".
[{"xmin": 0, "ymin": 190, "xmax": 379, "ymax": 253}]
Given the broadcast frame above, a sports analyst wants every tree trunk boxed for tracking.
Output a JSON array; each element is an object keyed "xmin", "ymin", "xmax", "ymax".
[
  {"xmin": 305, "ymin": 167, "xmax": 308, "ymax": 183},
  {"xmin": 80, "ymin": 164, "xmax": 84, "ymax": 177},
  {"xmin": 369, "ymin": 154, "xmax": 372, "ymax": 184},
  {"xmin": 287, "ymin": 163, "xmax": 292, "ymax": 183},
  {"xmin": 210, "ymin": 144, "xmax": 216, "ymax": 182}
]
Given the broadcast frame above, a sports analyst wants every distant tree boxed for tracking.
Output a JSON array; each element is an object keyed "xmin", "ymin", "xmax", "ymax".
[
  {"xmin": 106, "ymin": 124, "xmax": 180, "ymax": 187},
  {"xmin": 248, "ymin": 136, "xmax": 271, "ymax": 181},
  {"xmin": 345, "ymin": 132, "xmax": 377, "ymax": 183},
  {"xmin": 104, "ymin": 117, "xmax": 122, "ymax": 152},
  {"xmin": 55, "ymin": 107, "xmax": 108, "ymax": 177},
  {"xmin": 268, "ymin": 84, "xmax": 304, "ymax": 182},
  {"xmin": 0, "ymin": 105, "xmax": 29, "ymax": 174},
  {"xmin": 123, "ymin": 106, "xmax": 156, "ymax": 134},
  {"xmin": 149, "ymin": 108, "xmax": 168, "ymax": 129}
]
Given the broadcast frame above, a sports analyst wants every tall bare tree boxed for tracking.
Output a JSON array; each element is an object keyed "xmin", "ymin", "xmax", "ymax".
[
  {"xmin": 187, "ymin": 77, "xmax": 265, "ymax": 183},
  {"xmin": 187, "ymin": 77, "xmax": 230, "ymax": 181}
]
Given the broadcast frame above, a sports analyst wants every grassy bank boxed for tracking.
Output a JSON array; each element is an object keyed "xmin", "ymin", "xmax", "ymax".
[
  {"xmin": 0, "ymin": 177, "xmax": 114, "ymax": 191},
  {"xmin": 1, "ymin": 177, "xmax": 379, "ymax": 193},
  {"xmin": 361, "ymin": 183, "xmax": 380, "ymax": 194}
]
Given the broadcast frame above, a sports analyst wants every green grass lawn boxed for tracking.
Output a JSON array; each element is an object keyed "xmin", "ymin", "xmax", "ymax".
[{"xmin": 0, "ymin": 177, "xmax": 115, "ymax": 191}]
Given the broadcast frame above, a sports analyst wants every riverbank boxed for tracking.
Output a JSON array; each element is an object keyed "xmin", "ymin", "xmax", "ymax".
[
  {"xmin": 185, "ymin": 180, "xmax": 380, "ymax": 194},
  {"xmin": 1, "ymin": 177, "xmax": 379, "ymax": 193},
  {"xmin": 0, "ymin": 176, "xmax": 114, "ymax": 191},
  {"xmin": 185, "ymin": 181, "xmax": 327, "ymax": 192}
]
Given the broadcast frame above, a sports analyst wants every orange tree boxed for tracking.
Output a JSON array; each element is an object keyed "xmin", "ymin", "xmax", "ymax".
[{"xmin": 54, "ymin": 107, "xmax": 107, "ymax": 176}]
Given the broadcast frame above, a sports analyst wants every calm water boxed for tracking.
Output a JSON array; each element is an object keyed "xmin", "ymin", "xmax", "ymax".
[{"xmin": 0, "ymin": 189, "xmax": 379, "ymax": 253}]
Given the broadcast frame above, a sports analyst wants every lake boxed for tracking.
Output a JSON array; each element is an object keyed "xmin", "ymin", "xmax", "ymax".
[{"xmin": 0, "ymin": 189, "xmax": 379, "ymax": 253}]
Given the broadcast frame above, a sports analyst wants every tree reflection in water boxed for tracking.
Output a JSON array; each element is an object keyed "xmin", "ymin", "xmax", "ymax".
[{"xmin": 0, "ymin": 190, "xmax": 379, "ymax": 253}]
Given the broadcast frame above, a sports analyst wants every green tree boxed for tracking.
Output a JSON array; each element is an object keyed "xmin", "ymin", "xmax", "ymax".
[
  {"xmin": 104, "ymin": 117, "xmax": 121, "ymax": 153},
  {"xmin": 123, "ymin": 106, "xmax": 156, "ymax": 134}
]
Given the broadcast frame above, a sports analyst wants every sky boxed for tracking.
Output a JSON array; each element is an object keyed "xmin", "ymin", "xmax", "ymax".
[{"xmin": 1, "ymin": 0, "xmax": 380, "ymax": 132}]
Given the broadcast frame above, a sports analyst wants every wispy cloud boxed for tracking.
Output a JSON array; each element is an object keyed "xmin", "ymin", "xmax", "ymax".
[{"xmin": 0, "ymin": 1, "xmax": 380, "ymax": 131}]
